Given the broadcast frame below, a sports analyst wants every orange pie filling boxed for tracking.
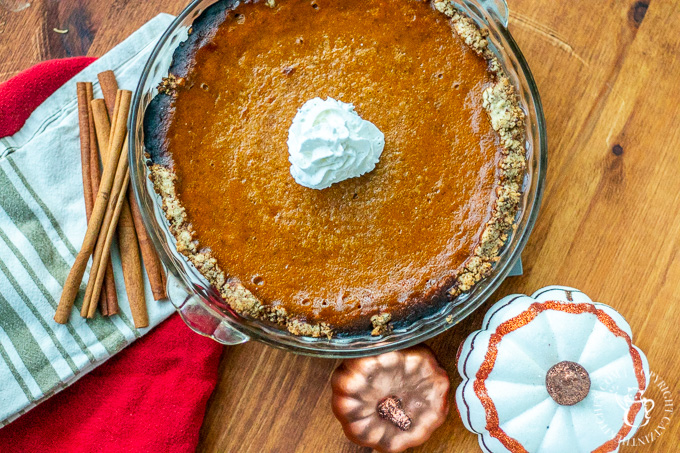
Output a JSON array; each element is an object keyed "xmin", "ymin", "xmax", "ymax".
[{"xmin": 145, "ymin": 0, "xmax": 526, "ymax": 337}]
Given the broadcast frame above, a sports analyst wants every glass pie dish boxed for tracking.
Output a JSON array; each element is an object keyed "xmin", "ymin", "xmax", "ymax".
[{"xmin": 128, "ymin": 0, "xmax": 547, "ymax": 358}]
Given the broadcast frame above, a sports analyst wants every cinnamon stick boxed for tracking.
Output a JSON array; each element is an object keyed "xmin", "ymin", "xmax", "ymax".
[
  {"xmin": 128, "ymin": 192, "xmax": 167, "ymax": 300},
  {"xmin": 118, "ymin": 204, "xmax": 148, "ymax": 328},
  {"xmin": 81, "ymin": 91, "xmax": 132, "ymax": 318},
  {"xmin": 91, "ymin": 99, "xmax": 111, "ymax": 153},
  {"xmin": 92, "ymin": 99, "xmax": 125, "ymax": 316},
  {"xmin": 87, "ymin": 83, "xmax": 99, "ymax": 213},
  {"xmin": 82, "ymin": 143, "xmax": 132, "ymax": 318},
  {"xmin": 93, "ymin": 94, "xmax": 146, "ymax": 320},
  {"xmin": 76, "ymin": 83, "xmax": 93, "ymax": 220},
  {"xmin": 88, "ymin": 95, "xmax": 118, "ymax": 316},
  {"xmin": 98, "ymin": 70, "xmax": 167, "ymax": 301},
  {"xmin": 108, "ymin": 90, "xmax": 122, "ymax": 152},
  {"xmin": 97, "ymin": 70, "xmax": 118, "ymax": 119},
  {"xmin": 85, "ymin": 85, "xmax": 107, "ymax": 311},
  {"xmin": 54, "ymin": 92, "xmax": 131, "ymax": 324}
]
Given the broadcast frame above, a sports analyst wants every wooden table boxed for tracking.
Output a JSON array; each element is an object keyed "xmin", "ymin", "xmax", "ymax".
[{"xmin": 2, "ymin": 0, "xmax": 679, "ymax": 451}]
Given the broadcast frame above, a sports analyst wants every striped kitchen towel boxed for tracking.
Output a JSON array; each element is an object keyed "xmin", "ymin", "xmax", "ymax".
[{"xmin": 0, "ymin": 14, "xmax": 176, "ymax": 425}]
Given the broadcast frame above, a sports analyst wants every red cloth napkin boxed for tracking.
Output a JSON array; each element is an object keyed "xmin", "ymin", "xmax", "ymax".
[{"xmin": 0, "ymin": 58, "xmax": 223, "ymax": 452}]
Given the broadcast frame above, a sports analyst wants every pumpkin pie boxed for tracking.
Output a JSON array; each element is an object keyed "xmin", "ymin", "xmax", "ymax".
[{"xmin": 144, "ymin": 0, "xmax": 526, "ymax": 337}]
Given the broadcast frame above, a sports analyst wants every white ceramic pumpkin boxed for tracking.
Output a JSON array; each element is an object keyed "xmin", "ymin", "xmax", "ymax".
[{"xmin": 456, "ymin": 286, "xmax": 650, "ymax": 453}]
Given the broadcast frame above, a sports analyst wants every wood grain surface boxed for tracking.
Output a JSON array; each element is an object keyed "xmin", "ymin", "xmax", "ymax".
[{"xmin": 2, "ymin": 0, "xmax": 679, "ymax": 451}]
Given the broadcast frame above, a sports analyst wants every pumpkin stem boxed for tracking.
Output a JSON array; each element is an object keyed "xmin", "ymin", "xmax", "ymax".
[
  {"xmin": 546, "ymin": 361, "xmax": 591, "ymax": 406},
  {"xmin": 377, "ymin": 396, "xmax": 412, "ymax": 431}
]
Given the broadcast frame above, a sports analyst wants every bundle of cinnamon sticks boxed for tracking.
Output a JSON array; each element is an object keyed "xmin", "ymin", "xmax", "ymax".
[{"xmin": 54, "ymin": 71, "xmax": 166, "ymax": 328}]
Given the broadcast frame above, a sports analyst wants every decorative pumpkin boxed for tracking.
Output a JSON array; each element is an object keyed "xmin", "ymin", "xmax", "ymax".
[
  {"xmin": 456, "ymin": 286, "xmax": 650, "ymax": 453},
  {"xmin": 331, "ymin": 345, "xmax": 450, "ymax": 453}
]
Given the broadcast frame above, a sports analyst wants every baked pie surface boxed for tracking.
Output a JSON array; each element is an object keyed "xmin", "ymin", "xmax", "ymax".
[{"xmin": 144, "ymin": 0, "xmax": 526, "ymax": 337}]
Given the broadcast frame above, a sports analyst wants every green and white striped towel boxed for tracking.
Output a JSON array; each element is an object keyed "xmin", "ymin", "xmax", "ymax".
[{"xmin": 0, "ymin": 14, "xmax": 176, "ymax": 426}]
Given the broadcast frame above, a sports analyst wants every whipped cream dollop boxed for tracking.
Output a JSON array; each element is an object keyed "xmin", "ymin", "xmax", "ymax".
[{"xmin": 287, "ymin": 97, "xmax": 385, "ymax": 190}]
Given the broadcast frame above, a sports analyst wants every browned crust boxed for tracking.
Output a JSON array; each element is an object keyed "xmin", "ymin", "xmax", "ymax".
[
  {"xmin": 149, "ymin": 0, "xmax": 526, "ymax": 338},
  {"xmin": 434, "ymin": 0, "xmax": 526, "ymax": 300}
]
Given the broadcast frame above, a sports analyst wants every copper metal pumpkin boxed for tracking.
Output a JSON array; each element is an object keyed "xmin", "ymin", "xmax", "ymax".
[{"xmin": 331, "ymin": 345, "xmax": 450, "ymax": 453}]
